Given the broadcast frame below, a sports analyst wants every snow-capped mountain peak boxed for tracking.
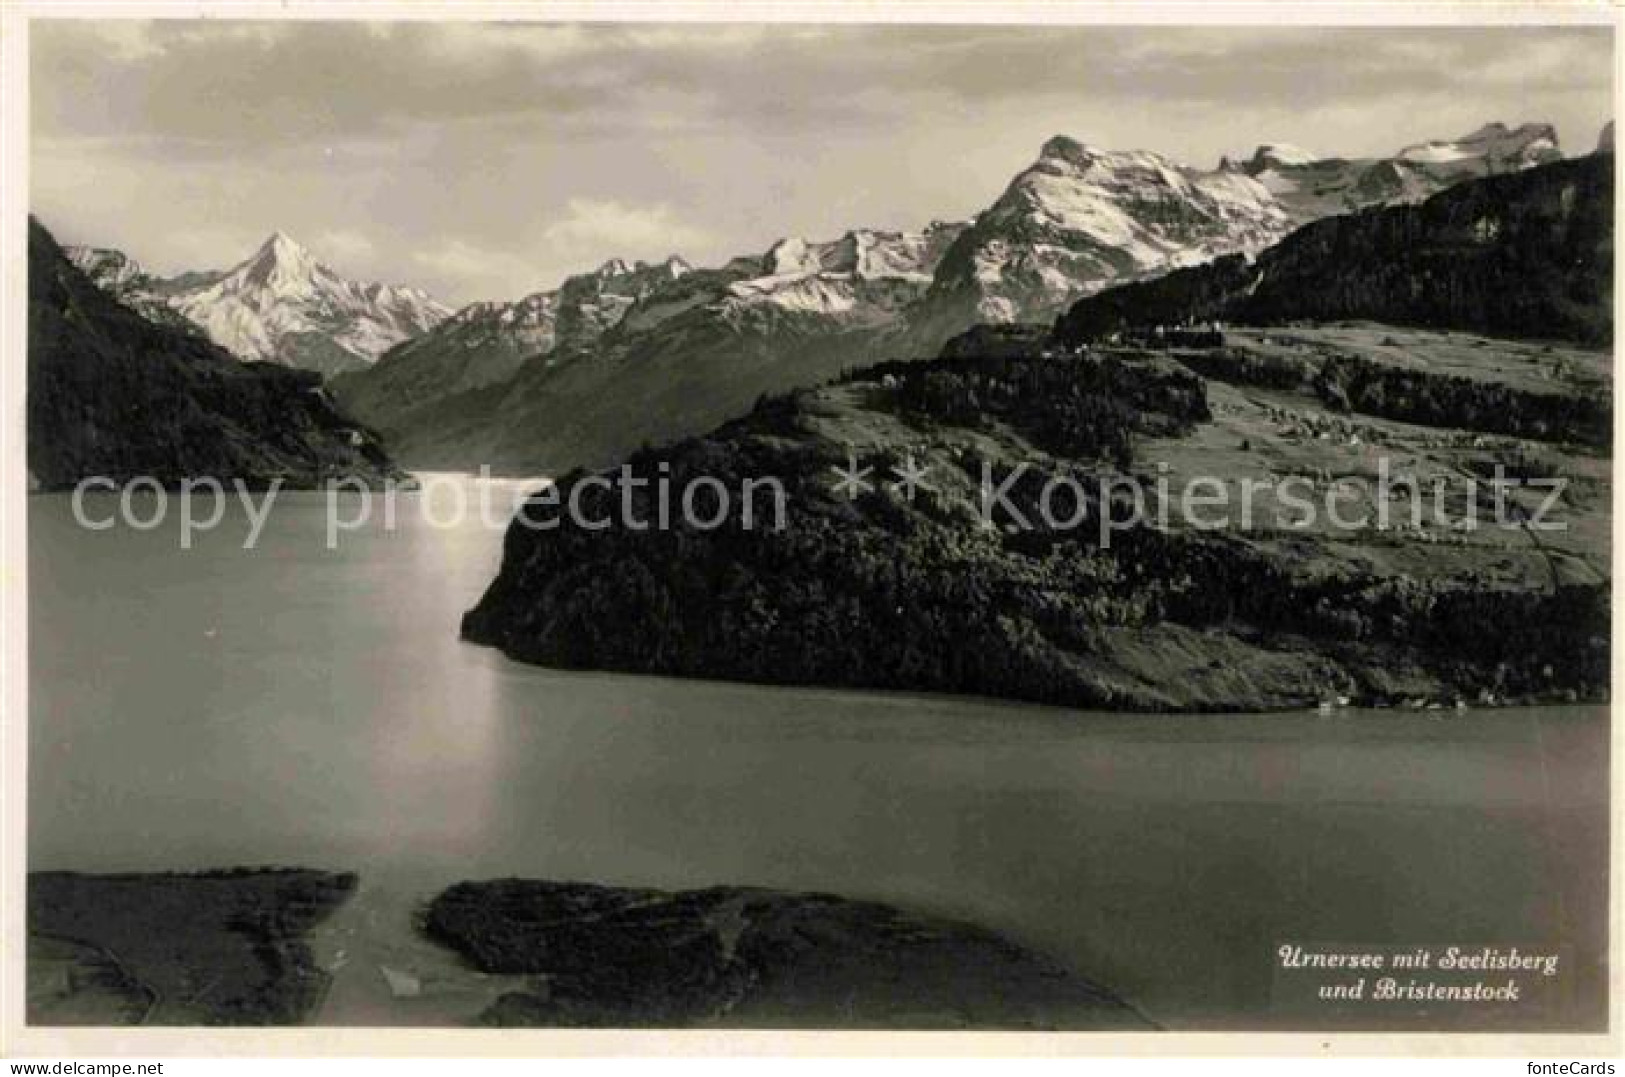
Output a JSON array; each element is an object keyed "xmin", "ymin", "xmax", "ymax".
[
  {"xmin": 231, "ymin": 231, "xmax": 329, "ymax": 298},
  {"xmin": 1038, "ymin": 134, "xmax": 1107, "ymax": 165},
  {"xmin": 1245, "ymin": 143, "xmax": 1320, "ymax": 170},
  {"xmin": 1229, "ymin": 119, "xmax": 1567, "ymax": 226},
  {"xmin": 258, "ymin": 230, "xmax": 314, "ymax": 262},
  {"xmin": 909, "ymin": 134, "xmax": 1292, "ymax": 333},
  {"xmin": 67, "ymin": 232, "xmax": 455, "ymax": 375},
  {"xmin": 893, "ymin": 132, "xmax": 1347, "ymax": 350},
  {"xmin": 1396, "ymin": 121, "xmax": 1560, "ymax": 170},
  {"xmin": 764, "ymin": 236, "xmax": 821, "ymax": 277},
  {"xmin": 722, "ymin": 223, "xmax": 968, "ymax": 317},
  {"xmin": 334, "ymin": 248, "xmax": 707, "ymax": 426}
]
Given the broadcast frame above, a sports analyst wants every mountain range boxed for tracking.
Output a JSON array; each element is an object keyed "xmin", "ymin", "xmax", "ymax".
[
  {"xmin": 29, "ymin": 219, "xmax": 401, "ymax": 490},
  {"xmin": 898, "ymin": 136, "xmax": 1293, "ymax": 353},
  {"xmin": 463, "ymin": 149, "xmax": 1612, "ymax": 712},
  {"xmin": 333, "ymin": 119, "xmax": 1584, "ymax": 474},
  {"xmin": 1054, "ymin": 153, "xmax": 1612, "ymax": 347},
  {"xmin": 50, "ymin": 119, "xmax": 1601, "ymax": 481},
  {"xmin": 1224, "ymin": 122, "xmax": 1564, "ymax": 226},
  {"xmin": 66, "ymin": 233, "xmax": 452, "ymax": 376},
  {"xmin": 331, "ymin": 221, "xmax": 970, "ymax": 471},
  {"xmin": 326, "ymin": 255, "xmax": 694, "ymax": 445},
  {"xmin": 911, "ymin": 122, "xmax": 1569, "ymax": 350}
]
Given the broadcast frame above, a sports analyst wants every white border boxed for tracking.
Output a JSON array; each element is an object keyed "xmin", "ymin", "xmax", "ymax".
[{"xmin": 1, "ymin": 0, "xmax": 1619, "ymax": 1059}]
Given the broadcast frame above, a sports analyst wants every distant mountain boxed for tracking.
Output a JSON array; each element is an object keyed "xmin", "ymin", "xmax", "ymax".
[
  {"xmin": 331, "ymin": 256, "xmax": 691, "ymax": 441},
  {"xmin": 1225, "ymin": 122, "xmax": 1564, "ymax": 227},
  {"xmin": 903, "ymin": 121, "xmax": 1569, "ymax": 356},
  {"xmin": 357, "ymin": 119, "xmax": 1584, "ymax": 475},
  {"xmin": 1054, "ymin": 154, "xmax": 1612, "ymax": 347},
  {"xmin": 1599, "ymin": 121, "xmax": 1615, "ymax": 153},
  {"xmin": 672, "ymin": 224, "xmax": 969, "ymax": 346},
  {"xmin": 1395, "ymin": 121, "xmax": 1561, "ymax": 175},
  {"xmin": 67, "ymin": 233, "xmax": 452, "ymax": 376},
  {"xmin": 335, "ymin": 223, "xmax": 968, "ymax": 472},
  {"xmin": 165, "ymin": 233, "xmax": 452, "ymax": 375},
  {"xmin": 554, "ymin": 256, "xmax": 696, "ymax": 352},
  {"xmin": 901, "ymin": 137, "xmax": 1292, "ymax": 354},
  {"xmin": 28, "ymin": 218, "xmax": 401, "ymax": 490}
]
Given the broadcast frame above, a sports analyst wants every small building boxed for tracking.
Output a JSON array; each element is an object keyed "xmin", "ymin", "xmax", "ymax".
[{"xmin": 1120, "ymin": 323, "xmax": 1226, "ymax": 349}]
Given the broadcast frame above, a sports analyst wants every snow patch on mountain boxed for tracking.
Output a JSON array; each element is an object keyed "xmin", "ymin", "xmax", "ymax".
[
  {"xmin": 752, "ymin": 225, "xmax": 962, "ymax": 288},
  {"xmin": 720, "ymin": 223, "xmax": 968, "ymax": 320},
  {"xmin": 1398, "ymin": 123, "xmax": 1560, "ymax": 172},
  {"xmin": 1244, "ymin": 121, "xmax": 1566, "ymax": 225}
]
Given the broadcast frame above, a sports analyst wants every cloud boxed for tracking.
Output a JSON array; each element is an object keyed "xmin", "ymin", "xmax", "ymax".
[
  {"xmin": 33, "ymin": 21, "xmax": 1612, "ymax": 158},
  {"xmin": 407, "ymin": 240, "xmax": 552, "ymax": 303},
  {"xmin": 29, "ymin": 20, "xmax": 852, "ymax": 150},
  {"xmin": 539, "ymin": 199, "xmax": 714, "ymax": 265},
  {"xmin": 307, "ymin": 228, "xmax": 378, "ymax": 269},
  {"xmin": 29, "ymin": 20, "xmax": 1614, "ymax": 304}
]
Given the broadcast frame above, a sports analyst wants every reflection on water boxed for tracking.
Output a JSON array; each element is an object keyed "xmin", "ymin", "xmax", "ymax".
[{"xmin": 27, "ymin": 485, "xmax": 1610, "ymax": 1029}]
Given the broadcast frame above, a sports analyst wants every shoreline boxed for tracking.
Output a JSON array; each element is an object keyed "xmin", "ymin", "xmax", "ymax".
[
  {"xmin": 27, "ymin": 869, "xmax": 356, "ymax": 1026},
  {"xmin": 461, "ymin": 637, "xmax": 1614, "ymax": 717}
]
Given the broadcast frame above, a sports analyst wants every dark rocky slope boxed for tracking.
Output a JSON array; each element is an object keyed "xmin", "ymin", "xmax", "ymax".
[
  {"xmin": 1054, "ymin": 154, "xmax": 1613, "ymax": 347},
  {"xmin": 28, "ymin": 218, "xmax": 402, "ymax": 490},
  {"xmin": 425, "ymin": 878, "xmax": 1149, "ymax": 1029},
  {"xmin": 28, "ymin": 869, "xmax": 355, "ymax": 1026}
]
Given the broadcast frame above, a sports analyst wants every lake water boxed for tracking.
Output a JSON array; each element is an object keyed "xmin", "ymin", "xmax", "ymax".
[{"xmin": 27, "ymin": 483, "xmax": 1611, "ymax": 1029}]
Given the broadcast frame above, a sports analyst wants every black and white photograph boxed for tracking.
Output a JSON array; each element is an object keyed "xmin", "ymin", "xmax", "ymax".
[{"xmin": 3, "ymin": 1, "xmax": 1618, "ymax": 1057}]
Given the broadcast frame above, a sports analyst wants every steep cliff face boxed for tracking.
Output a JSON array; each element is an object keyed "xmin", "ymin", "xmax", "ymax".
[
  {"xmin": 1055, "ymin": 155, "xmax": 1612, "ymax": 347},
  {"xmin": 28, "ymin": 218, "xmax": 401, "ymax": 490}
]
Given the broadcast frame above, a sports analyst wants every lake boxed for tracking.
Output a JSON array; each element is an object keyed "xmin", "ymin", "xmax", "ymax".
[{"xmin": 27, "ymin": 481, "xmax": 1610, "ymax": 1030}]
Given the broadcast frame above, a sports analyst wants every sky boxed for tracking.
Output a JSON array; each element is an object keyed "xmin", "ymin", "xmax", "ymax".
[{"xmin": 31, "ymin": 19, "xmax": 1616, "ymax": 307}]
